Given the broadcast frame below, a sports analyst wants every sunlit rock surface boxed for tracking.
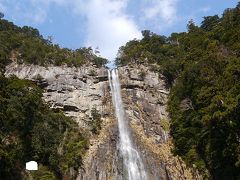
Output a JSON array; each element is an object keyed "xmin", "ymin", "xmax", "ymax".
[
  {"xmin": 5, "ymin": 63, "xmax": 109, "ymax": 130},
  {"xmin": 5, "ymin": 63, "xmax": 202, "ymax": 180}
]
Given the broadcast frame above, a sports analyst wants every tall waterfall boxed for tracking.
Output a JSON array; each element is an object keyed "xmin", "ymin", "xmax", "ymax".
[{"xmin": 108, "ymin": 69, "xmax": 147, "ymax": 180}]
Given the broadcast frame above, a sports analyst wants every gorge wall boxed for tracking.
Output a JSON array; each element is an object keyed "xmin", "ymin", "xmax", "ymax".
[{"xmin": 5, "ymin": 63, "xmax": 202, "ymax": 180}]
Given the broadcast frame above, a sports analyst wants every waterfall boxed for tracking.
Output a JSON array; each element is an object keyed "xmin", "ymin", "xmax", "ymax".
[{"xmin": 108, "ymin": 69, "xmax": 147, "ymax": 180}]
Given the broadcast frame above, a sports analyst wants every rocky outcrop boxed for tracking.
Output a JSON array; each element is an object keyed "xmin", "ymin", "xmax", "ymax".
[
  {"xmin": 119, "ymin": 65, "xmax": 170, "ymax": 144},
  {"xmin": 5, "ymin": 63, "xmax": 109, "ymax": 130},
  {"xmin": 78, "ymin": 65, "xmax": 201, "ymax": 180},
  {"xmin": 5, "ymin": 63, "xmax": 202, "ymax": 180},
  {"xmin": 118, "ymin": 65, "xmax": 202, "ymax": 179},
  {"xmin": 78, "ymin": 118, "xmax": 126, "ymax": 180}
]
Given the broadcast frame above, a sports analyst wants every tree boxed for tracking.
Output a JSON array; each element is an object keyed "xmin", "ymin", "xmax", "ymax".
[
  {"xmin": 142, "ymin": 30, "xmax": 151, "ymax": 40},
  {"xmin": 187, "ymin": 19, "xmax": 198, "ymax": 33},
  {"xmin": 0, "ymin": 12, "xmax": 4, "ymax": 19},
  {"xmin": 237, "ymin": 2, "xmax": 240, "ymax": 9},
  {"xmin": 201, "ymin": 15, "xmax": 220, "ymax": 31}
]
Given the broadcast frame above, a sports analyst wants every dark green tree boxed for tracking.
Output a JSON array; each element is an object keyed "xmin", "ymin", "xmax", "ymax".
[
  {"xmin": 201, "ymin": 15, "xmax": 220, "ymax": 31},
  {"xmin": 0, "ymin": 12, "xmax": 4, "ymax": 19}
]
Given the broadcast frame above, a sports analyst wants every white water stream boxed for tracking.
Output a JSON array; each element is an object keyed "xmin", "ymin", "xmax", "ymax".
[{"xmin": 108, "ymin": 69, "xmax": 147, "ymax": 180}]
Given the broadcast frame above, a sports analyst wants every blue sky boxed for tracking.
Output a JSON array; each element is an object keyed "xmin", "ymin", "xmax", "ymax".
[{"xmin": 0, "ymin": 0, "xmax": 239, "ymax": 60}]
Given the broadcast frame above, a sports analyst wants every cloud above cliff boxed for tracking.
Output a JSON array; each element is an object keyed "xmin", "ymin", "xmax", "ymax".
[
  {"xmin": 70, "ymin": 0, "xmax": 142, "ymax": 60},
  {"xmin": 143, "ymin": 0, "xmax": 178, "ymax": 24},
  {"xmin": 75, "ymin": 0, "xmax": 141, "ymax": 60}
]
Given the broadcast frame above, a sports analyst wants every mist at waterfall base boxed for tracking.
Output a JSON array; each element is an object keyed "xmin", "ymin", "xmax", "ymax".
[{"xmin": 108, "ymin": 69, "xmax": 147, "ymax": 180}]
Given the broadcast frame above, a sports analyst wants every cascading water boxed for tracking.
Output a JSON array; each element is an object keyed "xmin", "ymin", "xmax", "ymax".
[{"xmin": 108, "ymin": 69, "xmax": 147, "ymax": 180}]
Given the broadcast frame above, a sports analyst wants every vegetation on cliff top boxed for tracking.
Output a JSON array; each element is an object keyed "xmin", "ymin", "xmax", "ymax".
[
  {"xmin": 117, "ymin": 3, "xmax": 240, "ymax": 179},
  {"xmin": 0, "ymin": 75, "xmax": 88, "ymax": 179},
  {"xmin": 0, "ymin": 14, "xmax": 107, "ymax": 73}
]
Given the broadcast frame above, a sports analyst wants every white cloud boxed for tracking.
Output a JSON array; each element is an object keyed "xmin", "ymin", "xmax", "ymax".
[
  {"xmin": 74, "ymin": 0, "xmax": 141, "ymax": 61},
  {"xmin": 143, "ymin": 0, "xmax": 178, "ymax": 24}
]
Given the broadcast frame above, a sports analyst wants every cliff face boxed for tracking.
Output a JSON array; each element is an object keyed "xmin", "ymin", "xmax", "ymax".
[
  {"xmin": 119, "ymin": 65, "xmax": 169, "ymax": 144},
  {"xmin": 118, "ymin": 65, "xmax": 201, "ymax": 179},
  {"xmin": 5, "ymin": 63, "xmax": 109, "ymax": 131},
  {"xmin": 5, "ymin": 63, "xmax": 202, "ymax": 180}
]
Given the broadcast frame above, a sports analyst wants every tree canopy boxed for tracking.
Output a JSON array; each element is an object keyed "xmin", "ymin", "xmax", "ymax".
[{"xmin": 0, "ymin": 18, "xmax": 107, "ymax": 73}]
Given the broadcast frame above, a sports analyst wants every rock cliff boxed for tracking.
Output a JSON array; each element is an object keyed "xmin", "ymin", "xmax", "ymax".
[
  {"xmin": 5, "ymin": 63, "xmax": 202, "ymax": 180},
  {"xmin": 118, "ymin": 65, "xmax": 201, "ymax": 179},
  {"xmin": 5, "ymin": 63, "xmax": 109, "ymax": 131}
]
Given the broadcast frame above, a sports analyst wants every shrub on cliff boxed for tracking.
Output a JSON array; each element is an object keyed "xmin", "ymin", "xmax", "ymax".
[{"xmin": 89, "ymin": 107, "xmax": 102, "ymax": 135}]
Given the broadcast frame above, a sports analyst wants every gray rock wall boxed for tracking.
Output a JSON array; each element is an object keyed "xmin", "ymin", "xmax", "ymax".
[
  {"xmin": 119, "ymin": 65, "xmax": 170, "ymax": 144},
  {"xmin": 5, "ymin": 63, "xmax": 109, "ymax": 130},
  {"xmin": 5, "ymin": 63, "xmax": 202, "ymax": 180}
]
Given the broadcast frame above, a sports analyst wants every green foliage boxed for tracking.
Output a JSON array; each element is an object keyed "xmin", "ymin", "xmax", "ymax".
[
  {"xmin": 201, "ymin": 15, "xmax": 220, "ymax": 31},
  {"xmin": 88, "ymin": 69, "xmax": 97, "ymax": 76},
  {"xmin": 117, "ymin": 30, "xmax": 184, "ymax": 86},
  {"xmin": 0, "ymin": 12, "xmax": 4, "ymax": 19},
  {"xmin": 89, "ymin": 107, "xmax": 102, "ymax": 134},
  {"xmin": 187, "ymin": 19, "xmax": 199, "ymax": 33},
  {"xmin": 0, "ymin": 75, "xmax": 88, "ymax": 179},
  {"xmin": 28, "ymin": 165, "xmax": 56, "ymax": 180},
  {"xmin": 117, "ymin": 3, "xmax": 240, "ymax": 179},
  {"xmin": 159, "ymin": 119, "xmax": 170, "ymax": 131},
  {"xmin": 0, "ymin": 18, "xmax": 107, "ymax": 73}
]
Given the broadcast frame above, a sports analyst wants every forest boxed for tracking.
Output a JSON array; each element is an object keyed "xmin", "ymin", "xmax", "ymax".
[
  {"xmin": 0, "ymin": 15, "xmax": 107, "ymax": 73},
  {"xmin": 117, "ymin": 3, "xmax": 240, "ymax": 179}
]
